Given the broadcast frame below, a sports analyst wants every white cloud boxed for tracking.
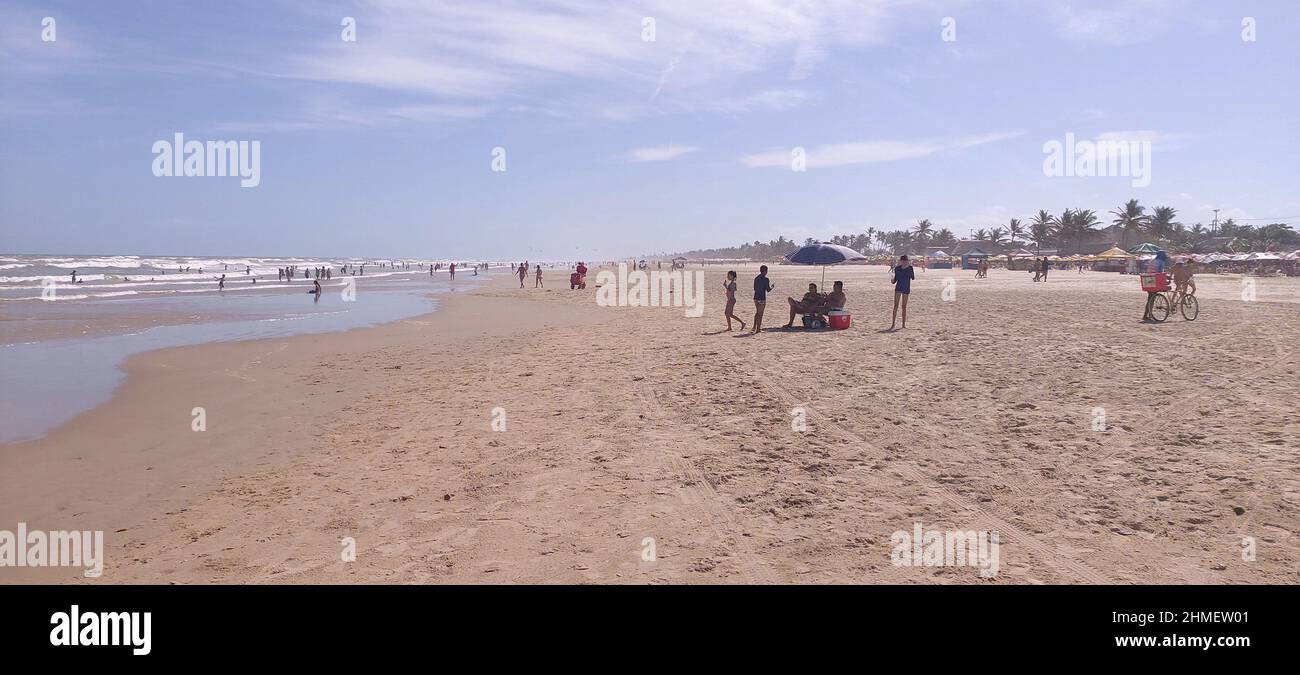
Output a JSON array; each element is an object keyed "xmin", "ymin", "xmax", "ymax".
[
  {"xmin": 1095, "ymin": 130, "xmax": 1188, "ymax": 150},
  {"xmin": 285, "ymin": 0, "xmax": 915, "ymax": 118},
  {"xmin": 741, "ymin": 131, "xmax": 1023, "ymax": 169},
  {"xmin": 1045, "ymin": 0, "xmax": 1192, "ymax": 46},
  {"xmin": 626, "ymin": 145, "xmax": 701, "ymax": 163},
  {"xmin": 209, "ymin": 97, "xmax": 490, "ymax": 134}
]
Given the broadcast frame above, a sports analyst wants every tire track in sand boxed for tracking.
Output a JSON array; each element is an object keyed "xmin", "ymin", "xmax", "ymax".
[
  {"xmin": 728, "ymin": 343, "xmax": 1113, "ymax": 584},
  {"xmin": 630, "ymin": 339, "xmax": 777, "ymax": 583}
]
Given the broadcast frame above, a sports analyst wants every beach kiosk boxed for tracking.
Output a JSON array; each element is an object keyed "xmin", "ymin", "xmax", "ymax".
[
  {"xmin": 960, "ymin": 247, "xmax": 990, "ymax": 271},
  {"xmin": 1094, "ymin": 246, "xmax": 1134, "ymax": 273},
  {"xmin": 927, "ymin": 250, "xmax": 954, "ymax": 270}
]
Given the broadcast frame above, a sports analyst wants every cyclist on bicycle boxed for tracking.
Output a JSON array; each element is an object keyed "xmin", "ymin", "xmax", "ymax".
[
  {"xmin": 1141, "ymin": 251, "xmax": 1168, "ymax": 322},
  {"xmin": 1171, "ymin": 260, "xmax": 1195, "ymax": 299}
]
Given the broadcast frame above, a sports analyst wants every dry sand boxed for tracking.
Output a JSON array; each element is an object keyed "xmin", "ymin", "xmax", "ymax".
[{"xmin": 1, "ymin": 266, "xmax": 1297, "ymax": 584}]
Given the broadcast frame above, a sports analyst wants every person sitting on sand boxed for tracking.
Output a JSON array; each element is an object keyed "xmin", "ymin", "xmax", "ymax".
[
  {"xmin": 826, "ymin": 280, "xmax": 846, "ymax": 310},
  {"xmin": 783, "ymin": 283, "xmax": 827, "ymax": 328}
]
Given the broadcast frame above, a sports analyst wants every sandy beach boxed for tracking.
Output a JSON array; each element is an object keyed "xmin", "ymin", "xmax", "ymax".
[{"xmin": 2, "ymin": 266, "xmax": 1295, "ymax": 584}]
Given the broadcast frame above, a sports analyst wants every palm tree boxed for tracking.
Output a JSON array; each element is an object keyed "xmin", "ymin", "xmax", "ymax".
[
  {"xmin": 875, "ymin": 230, "xmax": 887, "ymax": 250},
  {"xmin": 1111, "ymin": 198, "xmax": 1148, "ymax": 250},
  {"xmin": 1147, "ymin": 206, "xmax": 1180, "ymax": 241},
  {"xmin": 1029, "ymin": 210, "xmax": 1056, "ymax": 253},
  {"xmin": 913, "ymin": 219, "xmax": 934, "ymax": 250},
  {"xmin": 1073, "ymin": 209, "xmax": 1101, "ymax": 254},
  {"xmin": 973, "ymin": 228, "xmax": 989, "ymax": 241},
  {"xmin": 1186, "ymin": 223, "xmax": 1208, "ymax": 252},
  {"xmin": 1055, "ymin": 209, "xmax": 1076, "ymax": 252},
  {"xmin": 886, "ymin": 230, "xmax": 913, "ymax": 255},
  {"xmin": 989, "ymin": 227, "xmax": 1008, "ymax": 246},
  {"xmin": 932, "ymin": 228, "xmax": 957, "ymax": 248},
  {"xmin": 1007, "ymin": 218, "xmax": 1025, "ymax": 245}
]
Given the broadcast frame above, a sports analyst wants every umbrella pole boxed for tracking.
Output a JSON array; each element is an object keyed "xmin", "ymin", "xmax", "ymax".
[{"xmin": 821, "ymin": 265, "xmax": 826, "ymax": 286}]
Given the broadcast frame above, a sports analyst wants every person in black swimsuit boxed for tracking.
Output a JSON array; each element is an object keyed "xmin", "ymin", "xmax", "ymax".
[
  {"xmin": 751, "ymin": 265, "xmax": 773, "ymax": 334},
  {"xmin": 890, "ymin": 256, "xmax": 914, "ymax": 330}
]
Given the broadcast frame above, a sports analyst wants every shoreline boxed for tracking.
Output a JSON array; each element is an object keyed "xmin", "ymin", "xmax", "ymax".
[
  {"xmin": 0, "ymin": 276, "xmax": 615, "ymax": 582},
  {"xmin": 0, "ymin": 275, "xmax": 488, "ymax": 443}
]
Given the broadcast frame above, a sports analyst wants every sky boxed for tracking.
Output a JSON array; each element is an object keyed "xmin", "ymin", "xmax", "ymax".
[{"xmin": 1, "ymin": 0, "xmax": 1297, "ymax": 260}]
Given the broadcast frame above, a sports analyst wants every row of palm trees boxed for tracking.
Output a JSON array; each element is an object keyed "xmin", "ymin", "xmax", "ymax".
[
  {"xmin": 672, "ymin": 201, "xmax": 1297, "ymax": 259},
  {"xmin": 840, "ymin": 201, "xmax": 1296, "ymax": 255}
]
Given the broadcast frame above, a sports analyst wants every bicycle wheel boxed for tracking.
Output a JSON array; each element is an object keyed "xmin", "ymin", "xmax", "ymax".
[
  {"xmin": 1181, "ymin": 294, "xmax": 1199, "ymax": 321},
  {"xmin": 1152, "ymin": 293, "xmax": 1170, "ymax": 322}
]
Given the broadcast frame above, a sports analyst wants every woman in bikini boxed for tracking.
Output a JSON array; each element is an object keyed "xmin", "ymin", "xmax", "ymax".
[{"xmin": 723, "ymin": 270, "xmax": 746, "ymax": 331}]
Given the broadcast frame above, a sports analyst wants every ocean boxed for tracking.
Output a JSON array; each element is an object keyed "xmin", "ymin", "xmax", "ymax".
[{"xmin": 0, "ymin": 253, "xmax": 493, "ymax": 443}]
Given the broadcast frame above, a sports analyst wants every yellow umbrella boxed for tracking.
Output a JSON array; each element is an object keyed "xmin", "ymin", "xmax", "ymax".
[{"xmin": 1094, "ymin": 246, "xmax": 1134, "ymax": 259}]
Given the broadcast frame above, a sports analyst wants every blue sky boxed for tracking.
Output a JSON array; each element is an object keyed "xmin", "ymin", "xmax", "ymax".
[{"xmin": 1, "ymin": 0, "xmax": 1297, "ymax": 260}]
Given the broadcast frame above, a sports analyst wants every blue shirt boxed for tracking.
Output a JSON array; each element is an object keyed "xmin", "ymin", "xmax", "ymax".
[{"xmin": 893, "ymin": 265, "xmax": 915, "ymax": 293}]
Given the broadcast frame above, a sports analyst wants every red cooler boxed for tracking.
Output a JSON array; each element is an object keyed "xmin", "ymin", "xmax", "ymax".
[
  {"xmin": 828, "ymin": 310, "xmax": 851, "ymax": 330},
  {"xmin": 1140, "ymin": 273, "xmax": 1170, "ymax": 292}
]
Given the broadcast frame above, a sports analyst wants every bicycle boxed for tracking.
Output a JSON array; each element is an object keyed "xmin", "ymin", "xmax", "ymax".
[{"xmin": 1142, "ymin": 273, "xmax": 1198, "ymax": 322}]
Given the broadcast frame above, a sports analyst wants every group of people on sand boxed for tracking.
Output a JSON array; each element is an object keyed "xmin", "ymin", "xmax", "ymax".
[
  {"xmin": 1031, "ymin": 257, "xmax": 1051, "ymax": 282},
  {"xmin": 722, "ymin": 256, "xmax": 916, "ymax": 334},
  {"xmin": 514, "ymin": 261, "xmax": 543, "ymax": 288}
]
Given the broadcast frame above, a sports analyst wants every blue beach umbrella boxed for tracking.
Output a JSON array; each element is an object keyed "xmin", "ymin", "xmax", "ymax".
[{"xmin": 784, "ymin": 242, "xmax": 867, "ymax": 285}]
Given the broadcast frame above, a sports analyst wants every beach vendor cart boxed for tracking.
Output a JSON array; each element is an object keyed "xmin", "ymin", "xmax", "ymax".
[{"xmin": 1140, "ymin": 267, "xmax": 1198, "ymax": 322}]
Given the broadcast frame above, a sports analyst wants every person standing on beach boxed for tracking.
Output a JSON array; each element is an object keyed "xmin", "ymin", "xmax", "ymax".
[
  {"xmin": 751, "ymin": 265, "xmax": 773, "ymax": 334},
  {"xmin": 218, "ymin": 274, "xmax": 226, "ymax": 291},
  {"xmin": 517, "ymin": 263, "xmax": 527, "ymax": 287},
  {"xmin": 723, "ymin": 270, "xmax": 746, "ymax": 331},
  {"xmin": 889, "ymin": 256, "xmax": 914, "ymax": 330},
  {"xmin": 535, "ymin": 264, "xmax": 543, "ymax": 288}
]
